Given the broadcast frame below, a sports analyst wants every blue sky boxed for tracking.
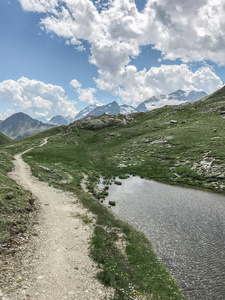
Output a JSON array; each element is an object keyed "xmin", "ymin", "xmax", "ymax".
[{"xmin": 0, "ymin": 0, "xmax": 224, "ymax": 120}]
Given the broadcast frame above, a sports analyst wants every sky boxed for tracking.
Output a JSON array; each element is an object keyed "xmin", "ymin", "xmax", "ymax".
[{"xmin": 0, "ymin": 0, "xmax": 225, "ymax": 120}]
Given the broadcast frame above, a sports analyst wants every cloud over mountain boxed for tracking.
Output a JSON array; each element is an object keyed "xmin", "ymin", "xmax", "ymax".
[
  {"xmin": 18, "ymin": 0, "xmax": 224, "ymax": 106},
  {"xmin": 0, "ymin": 77, "xmax": 78, "ymax": 119}
]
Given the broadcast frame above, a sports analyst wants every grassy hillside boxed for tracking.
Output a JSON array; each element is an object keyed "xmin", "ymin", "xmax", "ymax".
[
  {"xmin": 24, "ymin": 87, "xmax": 225, "ymax": 193},
  {"xmin": 1, "ymin": 87, "xmax": 225, "ymax": 299},
  {"xmin": 0, "ymin": 132, "xmax": 11, "ymax": 145}
]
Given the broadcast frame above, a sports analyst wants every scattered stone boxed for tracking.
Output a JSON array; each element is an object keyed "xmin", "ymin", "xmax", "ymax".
[
  {"xmin": 107, "ymin": 132, "xmax": 121, "ymax": 138},
  {"xmin": 213, "ymin": 129, "xmax": 217, "ymax": 132},
  {"xmin": 169, "ymin": 120, "xmax": 178, "ymax": 124},
  {"xmin": 173, "ymin": 173, "xmax": 181, "ymax": 178},
  {"xmin": 118, "ymin": 163, "xmax": 127, "ymax": 168}
]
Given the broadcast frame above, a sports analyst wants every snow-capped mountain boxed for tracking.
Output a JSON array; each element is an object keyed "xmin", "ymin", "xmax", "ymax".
[
  {"xmin": 135, "ymin": 96, "xmax": 159, "ymax": 112},
  {"xmin": 75, "ymin": 102, "xmax": 135, "ymax": 119},
  {"xmin": 74, "ymin": 89, "xmax": 207, "ymax": 119},
  {"xmin": 48, "ymin": 115, "xmax": 73, "ymax": 126},
  {"xmin": 74, "ymin": 104, "xmax": 103, "ymax": 120},
  {"xmin": 136, "ymin": 90, "xmax": 207, "ymax": 112},
  {"xmin": 186, "ymin": 91, "xmax": 207, "ymax": 101},
  {"xmin": 168, "ymin": 89, "xmax": 187, "ymax": 101},
  {"xmin": 88, "ymin": 101, "xmax": 121, "ymax": 116},
  {"xmin": 120, "ymin": 104, "xmax": 136, "ymax": 115}
]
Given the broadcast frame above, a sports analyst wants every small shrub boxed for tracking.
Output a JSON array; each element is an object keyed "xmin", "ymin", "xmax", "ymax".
[
  {"xmin": 119, "ymin": 175, "xmax": 129, "ymax": 179},
  {"xmin": 109, "ymin": 201, "xmax": 116, "ymax": 206},
  {"xmin": 101, "ymin": 190, "xmax": 109, "ymax": 196},
  {"xmin": 114, "ymin": 181, "xmax": 122, "ymax": 185}
]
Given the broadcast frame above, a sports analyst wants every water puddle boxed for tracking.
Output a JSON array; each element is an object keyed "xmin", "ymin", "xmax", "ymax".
[{"xmin": 101, "ymin": 176, "xmax": 225, "ymax": 300}]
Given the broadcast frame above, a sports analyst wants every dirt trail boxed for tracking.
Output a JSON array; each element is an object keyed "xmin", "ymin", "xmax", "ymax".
[{"xmin": 6, "ymin": 139, "xmax": 113, "ymax": 300}]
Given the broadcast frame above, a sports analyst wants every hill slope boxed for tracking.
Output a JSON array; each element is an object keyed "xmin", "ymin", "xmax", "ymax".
[
  {"xmin": 2, "ymin": 86, "xmax": 225, "ymax": 300},
  {"xmin": 24, "ymin": 85, "xmax": 225, "ymax": 193},
  {"xmin": 0, "ymin": 132, "xmax": 11, "ymax": 145},
  {"xmin": 0, "ymin": 112, "xmax": 55, "ymax": 140}
]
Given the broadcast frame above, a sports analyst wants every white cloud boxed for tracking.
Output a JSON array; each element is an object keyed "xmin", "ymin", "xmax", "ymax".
[
  {"xmin": 19, "ymin": 0, "xmax": 225, "ymax": 67},
  {"xmin": 143, "ymin": 0, "xmax": 225, "ymax": 66},
  {"xmin": 70, "ymin": 79, "xmax": 99, "ymax": 105},
  {"xmin": 0, "ymin": 77, "xmax": 78, "ymax": 119},
  {"xmin": 19, "ymin": 0, "xmax": 225, "ymax": 106},
  {"xmin": 0, "ymin": 109, "xmax": 15, "ymax": 120},
  {"xmin": 96, "ymin": 64, "xmax": 223, "ymax": 106},
  {"xmin": 77, "ymin": 88, "xmax": 97, "ymax": 104},
  {"xmin": 19, "ymin": 0, "xmax": 58, "ymax": 13},
  {"xmin": 70, "ymin": 79, "xmax": 82, "ymax": 89}
]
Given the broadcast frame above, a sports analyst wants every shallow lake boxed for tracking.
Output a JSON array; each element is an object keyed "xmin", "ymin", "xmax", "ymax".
[{"xmin": 104, "ymin": 176, "xmax": 225, "ymax": 300}]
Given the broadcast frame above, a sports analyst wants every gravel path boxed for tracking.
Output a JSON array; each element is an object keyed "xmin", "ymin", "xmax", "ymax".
[{"xmin": 5, "ymin": 140, "xmax": 113, "ymax": 300}]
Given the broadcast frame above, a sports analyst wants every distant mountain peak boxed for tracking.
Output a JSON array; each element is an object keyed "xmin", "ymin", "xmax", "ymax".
[
  {"xmin": 136, "ymin": 89, "xmax": 207, "ymax": 112},
  {"xmin": 48, "ymin": 115, "xmax": 72, "ymax": 126},
  {"xmin": 74, "ymin": 89, "xmax": 207, "ymax": 119},
  {"xmin": 0, "ymin": 112, "xmax": 55, "ymax": 140}
]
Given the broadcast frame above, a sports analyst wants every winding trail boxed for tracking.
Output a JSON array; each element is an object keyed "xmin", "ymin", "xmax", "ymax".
[{"xmin": 7, "ymin": 139, "xmax": 113, "ymax": 300}]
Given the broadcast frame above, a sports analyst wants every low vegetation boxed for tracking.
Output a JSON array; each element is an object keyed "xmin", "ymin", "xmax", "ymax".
[
  {"xmin": 1, "ymin": 87, "xmax": 225, "ymax": 298},
  {"xmin": 0, "ymin": 146, "xmax": 33, "ymax": 249},
  {"xmin": 0, "ymin": 132, "xmax": 11, "ymax": 145}
]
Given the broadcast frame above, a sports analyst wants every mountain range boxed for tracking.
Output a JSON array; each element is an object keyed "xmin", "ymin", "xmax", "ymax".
[
  {"xmin": 0, "ymin": 89, "xmax": 207, "ymax": 139},
  {"xmin": 75, "ymin": 89, "xmax": 207, "ymax": 119},
  {"xmin": 135, "ymin": 90, "xmax": 207, "ymax": 112},
  {"xmin": 48, "ymin": 115, "xmax": 73, "ymax": 126}
]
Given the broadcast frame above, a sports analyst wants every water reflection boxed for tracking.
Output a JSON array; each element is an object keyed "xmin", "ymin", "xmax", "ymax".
[{"xmin": 104, "ymin": 176, "xmax": 225, "ymax": 300}]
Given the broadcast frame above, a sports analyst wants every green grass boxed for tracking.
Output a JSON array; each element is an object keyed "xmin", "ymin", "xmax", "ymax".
[
  {"xmin": 23, "ymin": 103, "xmax": 225, "ymax": 193},
  {"xmin": 0, "ymin": 146, "xmax": 34, "ymax": 248},
  {"xmin": 77, "ymin": 190, "xmax": 185, "ymax": 300},
  {"xmin": 0, "ymin": 132, "xmax": 11, "ymax": 145},
  {"xmin": 1, "ymin": 87, "xmax": 225, "ymax": 298}
]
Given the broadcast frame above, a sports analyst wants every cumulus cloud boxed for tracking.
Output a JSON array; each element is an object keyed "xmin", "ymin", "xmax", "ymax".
[
  {"xmin": 0, "ymin": 77, "xmax": 78, "ymax": 119},
  {"xmin": 19, "ymin": 0, "xmax": 58, "ymax": 13},
  {"xmin": 0, "ymin": 109, "xmax": 15, "ymax": 120},
  {"xmin": 96, "ymin": 64, "xmax": 223, "ymax": 106},
  {"xmin": 70, "ymin": 79, "xmax": 99, "ymax": 105},
  {"xmin": 70, "ymin": 79, "xmax": 82, "ymax": 89},
  {"xmin": 19, "ymin": 0, "xmax": 225, "ymax": 66},
  {"xmin": 19, "ymin": 0, "xmax": 225, "ymax": 105}
]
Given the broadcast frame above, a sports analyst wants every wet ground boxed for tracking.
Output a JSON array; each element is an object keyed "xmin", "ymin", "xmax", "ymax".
[{"xmin": 105, "ymin": 176, "xmax": 225, "ymax": 300}]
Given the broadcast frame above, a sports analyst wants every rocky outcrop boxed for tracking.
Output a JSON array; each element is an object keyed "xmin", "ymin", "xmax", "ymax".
[{"xmin": 77, "ymin": 114, "xmax": 133, "ymax": 130}]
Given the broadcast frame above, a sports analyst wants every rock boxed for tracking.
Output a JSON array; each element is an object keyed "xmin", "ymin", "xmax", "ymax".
[
  {"xmin": 118, "ymin": 163, "xmax": 127, "ymax": 168},
  {"xmin": 81, "ymin": 119, "xmax": 105, "ymax": 130},
  {"xmin": 173, "ymin": 173, "xmax": 181, "ymax": 178},
  {"xmin": 0, "ymin": 290, "xmax": 9, "ymax": 300},
  {"xmin": 213, "ymin": 129, "xmax": 217, "ymax": 132},
  {"xmin": 169, "ymin": 120, "xmax": 178, "ymax": 124},
  {"xmin": 39, "ymin": 166, "xmax": 53, "ymax": 173},
  {"xmin": 107, "ymin": 133, "xmax": 121, "ymax": 137},
  {"xmin": 78, "ymin": 116, "xmax": 128, "ymax": 130}
]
